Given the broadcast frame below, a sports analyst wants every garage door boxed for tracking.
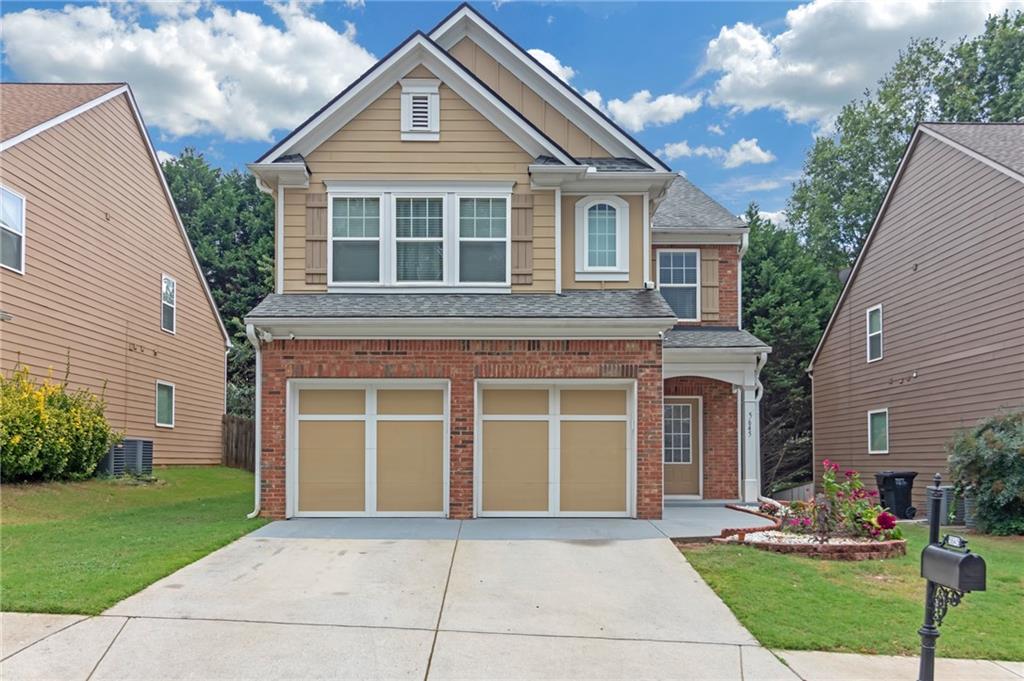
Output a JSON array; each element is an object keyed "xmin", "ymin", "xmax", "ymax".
[
  {"xmin": 478, "ymin": 384, "xmax": 632, "ymax": 517},
  {"xmin": 292, "ymin": 383, "xmax": 446, "ymax": 517}
]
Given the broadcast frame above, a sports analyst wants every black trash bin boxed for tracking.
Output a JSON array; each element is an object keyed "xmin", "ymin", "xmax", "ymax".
[{"xmin": 875, "ymin": 471, "xmax": 918, "ymax": 519}]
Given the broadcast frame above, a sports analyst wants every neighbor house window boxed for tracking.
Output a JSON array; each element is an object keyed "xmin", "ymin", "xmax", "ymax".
[
  {"xmin": 331, "ymin": 197, "xmax": 381, "ymax": 283},
  {"xmin": 866, "ymin": 304, "xmax": 883, "ymax": 362},
  {"xmin": 658, "ymin": 250, "xmax": 700, "ymax": 321},
  {"xmin": 156, "ymin": 381, "xmax": 175, "ymax": 428},
  {"xmin": 868, "ymin": 409, "xmax": 888, "ymax": 454},
  {"xmin": 574, "ymin": 196, "xmax": 629, "ymax": 280},
  {"xmin": 161, "ymin": 274, "xmax": 176, "ymax": 334},
  {"xmin": 458, "ymin": 197, "xmax": 507, "ymax": 283},
  {"xmin": 400, "ymin": 79, "xmax": 440, "ymax": 141},
  {"xmin": 664, "ymin": 402, "xmax": 693, "ymax": 463},
  {"xmin": 1, "ymin": 186, "xmax": 26, "ymax": 274},
  {"xmin": 395, "ymin": 197, "xmax": 444, "ymax": 282}
]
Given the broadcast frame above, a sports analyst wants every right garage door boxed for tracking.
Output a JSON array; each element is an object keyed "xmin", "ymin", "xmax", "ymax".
[{"xmin": 479, "ymin": 384, "xmax": 632, "ymax": 517}]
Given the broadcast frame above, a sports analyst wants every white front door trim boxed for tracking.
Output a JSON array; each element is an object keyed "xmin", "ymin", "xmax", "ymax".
[{"xmin": 663, "ymin": 395, "xmax": 703, "ymax": 501}]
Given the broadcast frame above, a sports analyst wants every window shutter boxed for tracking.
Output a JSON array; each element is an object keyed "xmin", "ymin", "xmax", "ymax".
[
  {"xmin": 511, "ymin": 194, "xmax": 533, "ymax": 285},
  {"xmin": 305, "ymin": 193, "xmax": 328, "ymax": 286},
  {"xmin": 700, "ymin": 249, "xmax": 720, "ymax": 321}
]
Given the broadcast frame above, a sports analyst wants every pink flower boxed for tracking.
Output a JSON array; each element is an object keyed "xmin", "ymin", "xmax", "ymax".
[
  {"xmin": 845, "ymin": 469, "xmax": 856, "ymax": 478},
  {"xmin": 822, "ymin": 458, "xmax": 831, "ymax": 469},
  {"xmin": 877, "ymin": 512, "xmax": 897, "ymax": 530}
]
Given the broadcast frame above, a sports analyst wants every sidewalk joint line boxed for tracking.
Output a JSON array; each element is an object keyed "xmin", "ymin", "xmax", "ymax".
[
  {"xmin": 435, "ymin": 626, "xmax": 753, "ymax": 648},
  {"xmin": 424, "ymin": 518, "xmax": 462, "ymax": 680},
  {"xmin": 99, "ymin": 613, "xmax": 435, "ymax": 634},
  {"xmin": 0, "ymin": 615, "xmax": 90, "ymax": 662},
  {"xmin": 86, "ymin": 616, "xmax": 129, "ymax": 681}
]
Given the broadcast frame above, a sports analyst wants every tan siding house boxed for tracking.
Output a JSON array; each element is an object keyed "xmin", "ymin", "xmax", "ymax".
[
  {"xmin": 0, "ymin": 83, "xmax": 231, "ymax": 465},
  {"xmin": 809, "ymin": 123, "xmax": 1024, "ymax": 511}
]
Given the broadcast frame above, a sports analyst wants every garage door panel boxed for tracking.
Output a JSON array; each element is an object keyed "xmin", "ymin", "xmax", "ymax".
[
  {"xmin": 299, "ymin": 390, "xmax": 365, "ymax": 415},
  {"xmin": 482, "ymin": 421, "xmax": 549, "ymax": 512},
  {"xmin": 376, "ymin": 420, "xmax": 444, "ymax": 512},
  {"xmin": 559, "ymin": 421, "xmax": 627, "ymax": 513},
  {"xmin": 377, "ymin": 390, "xmax": 444, "ymax": 416},
  {"xmin": 482, "ymin": 389, "xmax": 549, "ymax": 416},
  {"xmin": 559, "ymin": 389, "xmax": 627, "ymax": 416},
  {"xmin": 298, "ymin": 421, "xmax": 365, "ymax": 512}
]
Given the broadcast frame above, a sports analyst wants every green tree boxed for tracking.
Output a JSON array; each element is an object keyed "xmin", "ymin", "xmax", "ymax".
[{"xmin": 161, "ymin": 149, "xmax": 274, "ymax": 416}]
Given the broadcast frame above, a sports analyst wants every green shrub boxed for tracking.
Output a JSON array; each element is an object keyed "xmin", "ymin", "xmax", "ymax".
[
  {"xmin": 0, "ymin": 367, "xmax": 121, "ymax": 482},
  {"xmin": 948, "ymin": 411, "xmax": 1024, "ymax": 535}
]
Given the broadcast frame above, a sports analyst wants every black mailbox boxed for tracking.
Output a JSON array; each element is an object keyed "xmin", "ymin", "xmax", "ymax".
[{"xmin": 921, "ymin": 545, "xmax": 987, "ymax": 592}]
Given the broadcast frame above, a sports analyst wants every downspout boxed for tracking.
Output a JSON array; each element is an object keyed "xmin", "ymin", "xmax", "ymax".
[
  {"xmin": 245, "ymin": 323, "xmax": 262, "ymax": 519},
  {"xmin": 738, "ymin": 233, "xmax": 748, "ymax": 329}
]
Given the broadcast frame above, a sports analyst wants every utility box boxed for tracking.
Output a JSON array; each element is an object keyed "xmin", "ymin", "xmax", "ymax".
[{"xmin": 921, "ymin": 544, "xmax": 986, "ymax": 593}]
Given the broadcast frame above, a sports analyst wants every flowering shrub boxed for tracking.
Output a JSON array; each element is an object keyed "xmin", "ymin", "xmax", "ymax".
[
  {"xmin": 780, "ymin": 460, "xmax": 902, "ymax": 541},
  {"xmin": 0, "ymin": 366, "xmax": 121, "ymax": 482}
]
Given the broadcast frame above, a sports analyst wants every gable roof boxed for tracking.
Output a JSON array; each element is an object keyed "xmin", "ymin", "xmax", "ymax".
[
  {"xmin": 807, "ymin": 122, "xmax": 1024, "ymax": 371},
  {"xmin": 429, "ymin": 3, "xmax": 671, "ymax": 172},
  {"xmin": 0, "ymin": 83, "xmax": 125, "ymax": 148},
  {"xmin": 255, "ymin": 31, "xmax": 575, "ymax": 166},
  {"xmin": 653, "ymin": 176, "xmax": 745, "ymax": 231}
]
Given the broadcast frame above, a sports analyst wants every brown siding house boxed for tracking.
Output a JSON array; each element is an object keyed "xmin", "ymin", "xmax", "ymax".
[
  {"xmin": 0, "ymin": 83, "xmax": 231, "ymax": 465},
  {"xmin": 809, "ymin": 123, "xmax": 1024, "ymax": 511}
]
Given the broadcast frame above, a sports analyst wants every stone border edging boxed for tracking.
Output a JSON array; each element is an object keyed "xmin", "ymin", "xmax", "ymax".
[
  {"xmin": 712, "ymin": 535, "xmax": 907, "ymax": 561},
  {"xmin": 717, "ymin": 503, "xmax": 781, "ymax": 538}
]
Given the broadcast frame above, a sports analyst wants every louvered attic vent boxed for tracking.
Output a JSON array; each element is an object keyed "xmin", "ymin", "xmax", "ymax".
[
  {"xmin": 400, "ymin": 78, "xmax": 439, "ymax": 141},
  {"xmin": 410, "ymin": 94, "xmax": 431, "ymax": 129}
]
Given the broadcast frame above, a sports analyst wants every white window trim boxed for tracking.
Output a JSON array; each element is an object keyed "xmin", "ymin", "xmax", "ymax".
[
  {"xmin": 575, "ymin": 195, "xmax": 629, "ymax": 281},
  {"xmin": 456, "ymin": 195, "xmax": 512, "ymax": 286},
  {"xmin": 328, "ymin": 194, "xmax": 386, "ymax": 286},
  {"xmin": 867, "ymin": 408, "xmax": 889, "ymax": 455},
  {"xmin": 656, "ymin": 248, "xmax": 701, "ymax": 323},
  {"xmin": 400, "ymin": 78, "xmax": 440, "ymax": 141},
  {"xmin": 155, "ymin": 380, "xmax": 176, "ymax": 429},
  {"xmin": 161, "ymin": 273, "xmax": 177, "ymax": 334},
  {"xmin": 1, "ymin": 185, "xmax": 26, "ymax": 275},
  {"xmin": 866, "ymin": 304, "xmax": 883, "ymax": 363}
]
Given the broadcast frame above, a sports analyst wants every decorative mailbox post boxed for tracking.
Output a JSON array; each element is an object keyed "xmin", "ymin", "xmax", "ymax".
[{"xmin": 918, "ymin": 474, "xmax": 986, "ymax": 681}]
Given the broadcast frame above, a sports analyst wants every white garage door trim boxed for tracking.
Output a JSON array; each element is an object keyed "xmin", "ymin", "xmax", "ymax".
[
  {"xmin": 285, "ymin": 378, "xmax": 450, "ymax": 518},
  {"xmin": 473, "ymin": 379, "xmax": 636, "ymax": 518}
]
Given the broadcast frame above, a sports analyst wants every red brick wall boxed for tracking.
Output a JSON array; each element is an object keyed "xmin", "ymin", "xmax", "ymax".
[
  {"xmin": 260, "ymin": 338, "xmax": 664, "ymax": 519},
  {"xmin": 664, "ymin": 376, "xmax": 738, "ymax": 499},
  {"xmin": 653, "ymin": 245, "xmax": 740, "ymax": 327}
]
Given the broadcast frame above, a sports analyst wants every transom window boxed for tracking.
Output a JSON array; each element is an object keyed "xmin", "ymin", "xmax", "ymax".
[
  {"xmin": 395, "ymin": 197, "xmax": 444, "ymax": 282},
  {"xmin": 1, "ymin": 186, "xmax": 26, "ymax": 274},
  {"xmin": 586, "ymin": 204, "xmax": 617, "ymax": 268},
  {"xmin": 332, "ymin": 197, "xmax": 381, "ymax": 283},
  {"xmin": 868, "ymin": 409, "xmax": 889, "ymax": 454},
  {"xmin": 658, "ymin": 250, "xmax": 700, "ymax": 321},
  {"xmin": 664, "ymin": 403, "xmax": 692, "ymax": 464},
  {"xmin": 866, "ymin": 304, "xmax": 883, "ymax": 362},
  {"xmin": 161, "ymin": 274, "xmax": 176, "ymax": 334},
  {"xmin": 574, "ymin": 195, "xmax": 630, "ymax": 280},
  {"xmin": 459, "ymin": 197, "xmax": 507, "ymax": 283}
]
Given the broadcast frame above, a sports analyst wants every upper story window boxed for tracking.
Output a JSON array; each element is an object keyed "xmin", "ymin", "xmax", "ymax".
[
  {"xmin": 574, "ymin": 195, "xmax": 629, "ymax": 281},
  {"xmin": 400, "ymin": 79, "xmax": 440, "ymax": 141},
  {"xmin": 866, "ymin": 304, "xmax": 883, "ymax": 362},
  {"xmin": 458, "ymin": 197, "xmax": 507, "ymax": 283},
  {"xmin": 657, "ymin": 250, "xmax": 700, "ymax": 322},
  {"xmin": 396, "ymin": 197, "xmax": 444, "ymax": 282},
  {"xmin": 1, "ymin": 185, "xmax": 26, "ymax": 274},
  {"xmin": 161, "ymin": 274, "xmax": 176, "ymax": 334},
  {"xmin": 868, "ymin": 408, "xmax": 889, "ymax": 454},
  {"xmin": 331, "ymin": 197, "xmax": 381, "ymax": 283}
]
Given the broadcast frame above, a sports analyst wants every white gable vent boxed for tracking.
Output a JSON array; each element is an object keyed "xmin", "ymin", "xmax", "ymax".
[{"xmin": 400, "ymin": 78, "xmax": 440, "ymax": 141}]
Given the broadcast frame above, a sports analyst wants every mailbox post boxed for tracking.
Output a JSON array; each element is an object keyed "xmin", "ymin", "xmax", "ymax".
[{"xmin": 918, "ymin": 474, "xmax": 986, "ymax": 681}]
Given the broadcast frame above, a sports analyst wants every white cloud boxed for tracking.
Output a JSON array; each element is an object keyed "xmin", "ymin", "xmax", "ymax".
[
  {"xmin": 702, "ymin": 0, "xmax": 1015, "ymax": 127},
  {"xmin": 656, "ymin": 140, "xmax": 724, "ymax": 162},
  {"xmin": 546, "ymin": 15, "xmax": 555, "ymax": 26},
  {"xmin": 722, "ymin": 138, "xmax": 775, "ymax": 168},
  {"xmin": 141, "ymin": 2, "xmax": 201, "ymax": 18},
  {"xmin": 605, "ymin": 90, "xmax": 702, "ymax": 133},
  {"xmin": 0, "ymin": 2, "xmax": 377, "ymax": 141},
  {"xmin": 707, "ymin": 124, "xmax": 725, "ymax": 136},
  {"xmin": 527, "ymin": 48, "xmax": 575, "ymax": 83},
  {"xmin": 344, "ymin": 0, "xmax": 366, "ymax": 7},
  {"xmin": 582, "ymin": 90, "xmax": 604, "ymax": 109},
  {"xmin": 156, "ymin": 150, "xmax": 176, "ymax": 163},
  {"xmin": 758, "ymin": 210, "xmax": 790, "ymax": 229}
]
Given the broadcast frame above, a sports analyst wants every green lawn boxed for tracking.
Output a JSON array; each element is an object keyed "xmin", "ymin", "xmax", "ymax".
[
  {"xmin": 1, "ymin": 466, "xmax": 266, "ymax": 615},
  {"xmin": 679, "ymin": 525, "xmax": 1024, "ymax": 660}
]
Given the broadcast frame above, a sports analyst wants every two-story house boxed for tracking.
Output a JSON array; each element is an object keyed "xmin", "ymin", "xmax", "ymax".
[
  {"xmin": 809, "ymin": 122, "xmax": 1024, "ymax": 512},
  {"xmin": 0, "ymin": 83, "xmax": 230, "ymax": 464},
  {"xmin": 245, "ymin": 4, "xmax": 769, "ymax": 519}
]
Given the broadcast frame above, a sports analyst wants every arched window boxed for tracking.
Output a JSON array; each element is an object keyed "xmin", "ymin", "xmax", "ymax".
[{"xmin": 574, "ymin": 195, "xmax": 629, "ymax": 280}]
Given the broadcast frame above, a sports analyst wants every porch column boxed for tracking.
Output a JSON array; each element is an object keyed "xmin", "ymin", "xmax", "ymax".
[{"xmin": 741, "ymin": 384, "xmax": 762, "ymax": 502}]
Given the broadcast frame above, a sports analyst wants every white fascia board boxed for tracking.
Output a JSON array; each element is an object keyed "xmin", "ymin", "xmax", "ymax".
[
  {"xmin": 261, "ymin": 35, "xmax": 573, "ymax": 166},
  {"xmin": 431, "ymin": 8, "xmax": 669, "ymax": 171},
  {"xmin": 0, "ymin": 85, "xmax": 128, "ymax": 152},
  {"xmin": 324, "ymin": 179, "xmax": 514, "ymax": 194},
  {"xmin": 530, "ymin": 169, "xmax": 677, "ymax": 194},
  {"xmin": 246, "ymin": 162, "xmax": 310, "ymax": 189},
  {"xmin": 652, "ymin": 229, "xmax": 747, "ymax": 245}
]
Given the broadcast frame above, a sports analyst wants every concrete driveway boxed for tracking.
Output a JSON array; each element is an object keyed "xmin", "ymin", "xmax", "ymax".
[{"xmin": 1, "ymin": 518, "xmax": 796, "ymax": 680}]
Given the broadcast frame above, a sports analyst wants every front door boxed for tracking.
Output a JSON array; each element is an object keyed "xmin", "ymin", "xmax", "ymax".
[{"xmin": 664, "ymin": 398, "xmax": 700, "ymax": 496}]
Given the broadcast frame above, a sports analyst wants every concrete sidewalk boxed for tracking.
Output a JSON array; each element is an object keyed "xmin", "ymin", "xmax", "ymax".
[{"xmin": 776, "ymin": 650, "xmax": 1023, "ymax": 681}]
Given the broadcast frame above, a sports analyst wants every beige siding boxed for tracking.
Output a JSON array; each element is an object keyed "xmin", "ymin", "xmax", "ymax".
[
  {"xmin": 449, "ymin": 37, "xmax": 612, "ymax": 159},
  {"xmin": 0, "ymin": 94, "xmax": 226, "ymax": 464},
  {"xmin": 283, "ymin": 77, "xmax": 556, "ymax": 293},
  {"xmin": 812, "ymin": 133, "xmax": 1024, "ymax": 510},
  {"xmin": 561, "ymin": 194, "xmax": 645, "ymax": 289}
]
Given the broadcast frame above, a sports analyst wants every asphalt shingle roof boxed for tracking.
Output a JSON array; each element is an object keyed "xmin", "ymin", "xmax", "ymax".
[
  {"xmin": 533, "ymin": 156, "xmax": 654, "ymax": 171},
  {"xmin": 0, "ymin": 83, "xmax": 124, "ymax": 142},
  {"xmin": 652, "ymin": 176, "xmax": 746, "ymax": 231},
  {"xmin": 247, "ymin": 290, "xmax": 677, "ymax": 320},
  {"xmin": 663, "ymin": 327, "xmax": 770, "ymax": 350},
  {"xmin": 922, "ymin": 122, "xmax": 1024, "ymax": 177}
]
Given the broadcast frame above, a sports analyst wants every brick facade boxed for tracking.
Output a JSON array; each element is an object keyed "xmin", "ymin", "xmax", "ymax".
[
  {"xmin": 653, "ymin": 245, "xmax": 740, "ymax": 327},
  {"xmin": 664, "ymin": 376, "xmax": 739, "ymax": 499},
  {"xmin": 260, "ymin": 338, "xmax": 664, "ymax": 520}
]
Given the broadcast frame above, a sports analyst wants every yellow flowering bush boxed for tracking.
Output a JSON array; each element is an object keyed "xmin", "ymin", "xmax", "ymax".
[{"xmin": 0, "ymin": 367, "xmax": 121, "ymax": 482}]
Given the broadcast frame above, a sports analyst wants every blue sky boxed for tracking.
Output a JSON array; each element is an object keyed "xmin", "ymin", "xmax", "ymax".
[{"xmin": 1, "ymin": 1, "xmax": 1013, "ymax": 219}]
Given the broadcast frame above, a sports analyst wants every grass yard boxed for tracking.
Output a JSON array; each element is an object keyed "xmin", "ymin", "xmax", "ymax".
[
  {"xmin": 1, "ymin": 466, "xmax": 266, "ymax": 615},
  {"xmin": 680, "ymin": 525, "xmax": 1024, "ymax": 661}
]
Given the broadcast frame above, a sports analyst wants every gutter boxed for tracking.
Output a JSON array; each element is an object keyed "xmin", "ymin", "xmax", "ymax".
[{"xmin": 245, "ymin": 323, "xmax": 262, "ymax": 520}]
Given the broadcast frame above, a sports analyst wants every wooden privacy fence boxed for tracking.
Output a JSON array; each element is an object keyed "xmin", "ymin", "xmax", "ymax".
[{"xmin": 222, "ymin": 414, "xmax": 255, "ymax": 472}]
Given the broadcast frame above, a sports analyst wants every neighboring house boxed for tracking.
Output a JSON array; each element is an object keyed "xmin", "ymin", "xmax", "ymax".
[
  {"xmin": 809, "ymin": 122, "xmax": 1024, "ymax": 510},
  {"xmin": 245, "ymin": 4, "xmax": 769, "ymax": 520},
  {"xmin": 0, "ymin": 83, "xmax": 231, "ymax": 465}
]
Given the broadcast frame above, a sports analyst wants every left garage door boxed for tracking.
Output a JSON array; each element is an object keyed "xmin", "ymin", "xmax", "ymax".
[{"xmin": 291, "ymin": 383, "xmax": 447, "ymax": 517}]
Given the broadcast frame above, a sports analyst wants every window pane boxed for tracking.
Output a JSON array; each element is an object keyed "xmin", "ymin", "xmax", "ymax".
[
  {"xmin": 162, "ymin": 303, "xmax": 175, "ymax": 333},
  {"xmin": 459, "ymin": 198, "xmax": 506, "ymax": 238},
  {"xmin": 333, "ymin": 197, "xmax": 379, "ymax": 238},
  {"xmin": 663, "ymin": 403, "xmax": 692, "ymax": 464},
  {"xmin": 459, "ymin": 242, "xmax": 505, "ymax": 282},
  {"xmin": 396, "ymin": 197, "xmax": 443, "ymax": 238},
  {"xmin": 870, "ymin": 412, "xmax": 888, "ymax": 452},
  {"xmin": 397, "ymin": 242, "xmax": 443, "ymax": 281},
  {"xmin": 162, "ymin": 277, "xmax": 175, "ymax": 306},
  {"xmin": 0, "ymin": 189, "xmax": 24, "ymax": 234},
  {"xmin": 661, "ymin": 286, "xmax": 698, "ymax": 320},
  {"xmin": 586, "ymin": 203, "xmax": 617, "ymax": 267},
  {"xmin": 868, "ymin": 308, "xmax": 881, "ymax": 334},
  {"xmin": 868, "ymin": 334, "xmax": 882, "ymax": 360},
  {"xmin": 659, "ymin": 251, "xmax": 698, "ymax": 285},
  {"xmin": 1, "ymin": 228, "xmax": 23, "ymax": 270},
  {"xmin": 332, "ymin": 241, "xmax": 380, "ymax": 282},
  {"xmin": 157, "ymin": 384, "xmax": 174, "ymax": 426}
]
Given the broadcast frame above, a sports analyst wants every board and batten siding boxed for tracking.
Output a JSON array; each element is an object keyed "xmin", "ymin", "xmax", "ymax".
[
  {"xmin": 282, "ymin": 72, "xmax": 557, "ymax": 294},
  {"xmin": 0, "ymin": 93, "xmax": 226, "ymax": 465},
  {"xmin": 811, "ymin": 133, "xmax": 1024, "ymax": 510}
]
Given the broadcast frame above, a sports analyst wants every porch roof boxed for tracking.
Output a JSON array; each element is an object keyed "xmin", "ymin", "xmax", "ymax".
[{"xmin": 663, "ymin": 327, "xmax": 770, "ymax": 351}]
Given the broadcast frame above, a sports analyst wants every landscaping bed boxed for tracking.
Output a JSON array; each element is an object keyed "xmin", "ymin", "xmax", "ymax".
[{"xmin": 715, "ymin": 530, "xmax": 907, "ymax": 560}]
